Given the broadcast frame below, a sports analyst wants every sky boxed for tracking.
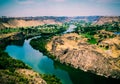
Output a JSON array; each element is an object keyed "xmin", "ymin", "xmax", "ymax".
[{"xmin": 0, "ymin": 0, "xmax": 120, "ymax": 17}]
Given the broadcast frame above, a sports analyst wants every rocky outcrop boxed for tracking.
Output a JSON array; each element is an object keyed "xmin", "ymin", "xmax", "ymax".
[{"xmin": 46, "ymin": 33, "xmax": 120, "ymax": 78}]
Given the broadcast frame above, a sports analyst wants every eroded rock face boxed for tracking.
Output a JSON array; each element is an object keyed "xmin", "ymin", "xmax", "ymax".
[{"xmin": 46, "ymin": 33, "xmax": 120, "ymax": 78}]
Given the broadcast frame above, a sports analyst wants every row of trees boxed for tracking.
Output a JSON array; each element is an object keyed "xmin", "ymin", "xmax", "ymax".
[
  {"xmin": 0, "ymin": 24, "xmax": 69, "ymax": 35},
  {"xmin": 75, "ymin": 22, "xmax": 120, "ymax": 35},
  {"xmin": 0, "ymin": 48, "xmax": 61, "ymax": 84},
  {"xmin": 0, "ymin": 24, "xmax": 65, "ymax": 83},
  {"xmin": 0, "ymin": 28, "xmax": 20, "ymax": 34},
  {"xmin": 74, "ymin": 22, "xmax": 120, "ymax": 44}
]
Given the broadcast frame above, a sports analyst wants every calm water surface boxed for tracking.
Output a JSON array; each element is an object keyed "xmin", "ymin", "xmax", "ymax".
[
  {"xmin": 5, "ymin": 38, "xmax": 72, "ymax": 84},
  {"xmin": 63, "ymin": 25, "xmax": 76, "ymax": 33},
  {"xmin": 5, "ymin": 25, "xmax": 120, "ymax": 84}
]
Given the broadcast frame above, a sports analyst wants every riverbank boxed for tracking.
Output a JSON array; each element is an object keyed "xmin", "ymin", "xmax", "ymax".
[
  {"xmin": 45, "ymin": 34, "xmax": 120, "ymax": 78},
  {"xmin": 46, "ymin": 33, "xmax": 120, "ymax": 79},
  {"xmin": 30, "ymin": 33, "xmax": 120, "ymax": 79},
  {"xmin": 30, "ymin": 34, "xmax": 120, "ymax": 84},
  {"xmin": 0, "ymin": 32, "xmax": 25, "ymax": 49},
  {"xmin": 0, "ymin": 32, "xmax": 62, "ymax": 84},
  {"xmin": 0, "ymin": 48, "xmax": 46, "ymax": 84}
]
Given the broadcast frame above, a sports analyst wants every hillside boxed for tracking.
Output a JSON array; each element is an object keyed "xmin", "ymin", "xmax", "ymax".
[
  {"xmin": 94, "ymin": 16, "xmax": 120, "ymax": 25},
  {"xmin": 46, "ymin": 33, "xmax": 120, "ymax": 78},
  {"xmin": 0, "ymin": 16, "xmax": 120, "ymax": 29},
  {"xmin": 0, "ymin": 32, "xmax": 62, "ymax": 84},
  {"xmin": 0, "ymin": 19, "xmax": 62, "ymax": 29}
]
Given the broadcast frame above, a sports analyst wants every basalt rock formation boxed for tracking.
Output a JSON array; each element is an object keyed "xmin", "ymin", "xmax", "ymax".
[{"xmin": 46, "ymin": 33, "xmax": 120, "ymax": 78}]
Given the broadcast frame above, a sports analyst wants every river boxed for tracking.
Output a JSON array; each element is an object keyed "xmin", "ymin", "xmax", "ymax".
[
  {"xmin": 5, "ymin": 25, "xmax": 120, "ymax": 84},
  {"xmin": 114, "ymin": 32, "xmax": 120, "ymax": 35},
  {"xmin": 63, "ymin": 25, "xmax": 76, "ymax": 33}
]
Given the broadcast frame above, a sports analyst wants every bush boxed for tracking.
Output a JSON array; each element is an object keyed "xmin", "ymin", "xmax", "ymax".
[
  {"xmin": 41, "ymin": 74, "xmax": 62, "ymax": 84},
  {"xmin": 0, "ymin": 49, "xmax": 31, "ymax": 70},
  {"xmin": 87, "ymin": 37, "xmax": 97, "ymax": 44}
]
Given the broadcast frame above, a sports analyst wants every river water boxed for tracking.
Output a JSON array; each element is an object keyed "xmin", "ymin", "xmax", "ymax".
[
  {"xmin": 5, "ymin": 25, "xmax": 120, "ymax": 84},
  {"xmin": 63, "ymin": 25, "xmax": 76, "ymax": 33}
]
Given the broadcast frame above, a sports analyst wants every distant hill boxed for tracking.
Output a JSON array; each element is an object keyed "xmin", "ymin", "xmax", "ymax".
[
  {"xmin": 94, "ymin": 16, "xmax": 120, "ymax": 25},
  {"xmin": 0, "ymin": 16, "xmax": 120, "ymax": 29},
  {"xmin": 0, "ymin": 19, "xmax": 63, "ymax": 28},
  {"xmin": 70, "ymin": 16, "xmax": 100, "ymax": 22},
  {"xmin": 0, "ymin": 16, "xmax": 68, "ymax": 29}
]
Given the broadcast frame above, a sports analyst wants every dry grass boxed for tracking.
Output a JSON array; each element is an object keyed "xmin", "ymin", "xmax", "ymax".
[
  {"xmin": 1, "ymin": 19, "xmax": 62, "ymax": 28},
  {"xmin": 16, "ymin": 69, "xmax": 47, "ymax": 84}
]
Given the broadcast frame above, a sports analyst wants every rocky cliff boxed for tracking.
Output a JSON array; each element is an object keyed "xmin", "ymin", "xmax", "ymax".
[{"xmin": 46, "ymin": 33, "xmax": 120, "ymax": 78}]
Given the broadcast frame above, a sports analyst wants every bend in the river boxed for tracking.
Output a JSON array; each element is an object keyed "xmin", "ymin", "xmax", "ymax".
[{"xmin": 5, "ymin": 25, "xmax": 120, "ymax": 84}]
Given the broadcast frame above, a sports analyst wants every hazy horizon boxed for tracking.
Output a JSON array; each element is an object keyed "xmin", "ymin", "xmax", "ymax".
[{"xmin": 0, "ymin": 0, "xmax": 120, "ymax": 17}]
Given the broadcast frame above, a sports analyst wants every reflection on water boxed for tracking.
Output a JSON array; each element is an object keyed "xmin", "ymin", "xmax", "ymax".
[
  {"xmin": 5, "ymin": 36, "xmax": 120, "ymax": 84},
  {"xmin": 5, "ymin": 38, "xmax": 72, "ymax": 84}
]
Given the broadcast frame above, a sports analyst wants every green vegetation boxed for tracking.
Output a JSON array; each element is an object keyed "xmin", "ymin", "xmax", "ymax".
[
  {"xmin": 0, "ymin": 48, "xmax": 62, "ymax": 84},
  {"xmin": 81, "ymin": 33, "xmax": 97, "ymax": 44},
  {"xmin": 87, "ymin": 37, "xmax": 97, "ymax": 44},
  {"xmin": 0, "ymin": 24, "xmax": 67, "ymax": 84},
  {"xmin": 0, "ymin": 49, "xmax": 30, "ymax": 83},
  {"xmin": 0, "ymin": 24, "xmax": 68, "ymax": 39},
  {"xmin": 41, "ymin": 74, "xmax": 62, "ymax": 84},
  {"xmin": 0, "ymin": 70, "xmax": 29, "ymax": 84},
  {"xmin": 0, "ymin": 28, "xmax": 20, "ymax": 34},
  {"xmin": 30, "ymin": 36, "xmax": 55, "ymax": 59},
  {"xmin": 30, "ymin": 23, "xmax": 68, "ymax": 58},
  {"xmin": 38, "ymin": 24, "xmax": 68, "ymax": 35},
  {"xmin": 75, "ymin": 22, "xmax": 120, "ymax": 45},
  {"xmin": 30, "ymin": 37, "xmax": 48, "ymax": 52},
  {"xmin": 0, "ymin": 41, "xmax": 61, "ymax": 84},
  {"xmin": 75, "ymin": 21, "xmax": 120, "ymax": 33},
  {"xmin": 0, "ymin": 50, "xmax": 31, "ymax": 71},
  {"xmin": 30, "ymin": 37, "xmax": 62, "ymax": 84}
]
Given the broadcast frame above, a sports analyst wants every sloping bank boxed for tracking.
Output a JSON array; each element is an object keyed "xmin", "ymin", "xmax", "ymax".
[
  {"xmin": 30, "ymin": 33, "xmax": 120, "ymax": 79},
  {"xmin": 0, "ymin": 32, "xmax": 61, "ymax": 84}
]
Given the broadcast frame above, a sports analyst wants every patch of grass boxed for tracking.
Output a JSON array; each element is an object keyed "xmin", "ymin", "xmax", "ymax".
[
  {"xmin": 81, "ymin": 33, "xmax": 97, "ymax": 44},
  {"xmin": 81, "ymin": 33, "xmax": 93, "ymax": 38},
  {"xmin": 87, "ymin": 37, "xmax": 97, "ymax": 44}
]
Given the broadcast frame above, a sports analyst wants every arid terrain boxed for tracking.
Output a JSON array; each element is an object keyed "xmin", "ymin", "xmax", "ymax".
[
  {"xmin": 46, "ymin": 33, "xmax": 120, "ymax": 78},
  {"xmin": 94, "ymin": 16, "xmax": 120, "ymax": 25},
  {"xmin": 0, "ymin": 19, "xmax": 62, "ymax": 29},
  {"xmin": 1, "ymin": 16, "xmax": 120, "ymax": 29},
  {"xmin": 0, "ymin": 16, "xmax": 120, "ymax": 84}
]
